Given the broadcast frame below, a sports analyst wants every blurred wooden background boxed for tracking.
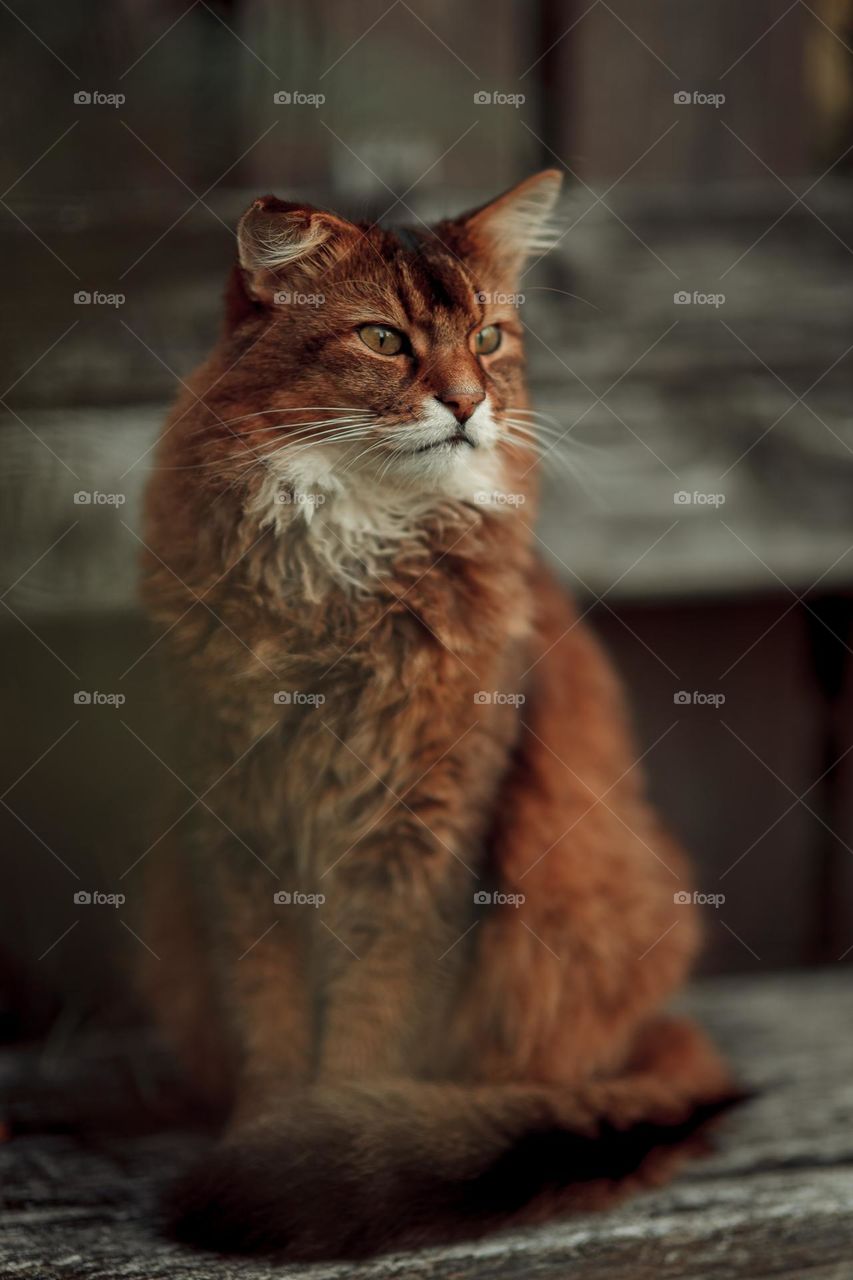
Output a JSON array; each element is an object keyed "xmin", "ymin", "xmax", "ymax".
[{"xmin": 1, "ymin": 0, "xmax": 853, "ymax": 1038}]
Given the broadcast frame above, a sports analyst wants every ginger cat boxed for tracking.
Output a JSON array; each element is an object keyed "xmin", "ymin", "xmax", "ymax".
[{"xmin": 140, "ymin": 170, "xmax": 736, "ymax": 1259}]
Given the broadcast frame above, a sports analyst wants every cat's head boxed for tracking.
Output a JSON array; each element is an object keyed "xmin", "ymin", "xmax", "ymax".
[{"xmin": 198, "ymin": 171, "xmax": 562, "ymax": 515}]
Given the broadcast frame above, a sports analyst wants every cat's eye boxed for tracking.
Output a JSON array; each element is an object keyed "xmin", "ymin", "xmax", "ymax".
[
  {"xmin": 474, "ymin": 325, "xmax": 502, "ymax": 356},
  {"xmin": 358, "ymin": 324, "xmax": 406, "ymax": 356}
]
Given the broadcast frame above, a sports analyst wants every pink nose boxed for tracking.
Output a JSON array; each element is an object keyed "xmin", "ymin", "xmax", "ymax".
[{"xmin": 438, "ymin": 389, "xmax": 485, "ymax": 424}]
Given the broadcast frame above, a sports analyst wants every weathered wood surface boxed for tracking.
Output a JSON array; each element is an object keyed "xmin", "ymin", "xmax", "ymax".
[
  {"xmin": 1, "ymin": 970, "xmax": 852, "ymax": 1279},
  {"xmin": 3, "ymin": 183, "xmax": 853, "ymax": 616}
]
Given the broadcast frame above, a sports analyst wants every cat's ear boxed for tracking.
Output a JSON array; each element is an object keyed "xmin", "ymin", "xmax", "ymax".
[
  {"xmin": 443, "ymin": 169, "xmax": 563, "ymax": 281},
  {"xmin": 237, "ymin": 196, "xmax": 358, "ymax": 305}
]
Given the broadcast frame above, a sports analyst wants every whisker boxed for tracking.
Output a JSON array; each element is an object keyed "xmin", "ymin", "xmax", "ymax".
[
  {"xmin": 496, "ymin": 430, "xmax": 583, "ymax": 480},
  {"xmin": 502, "ymin": 414, "xmax": 597, "ymax": 448},
  {"xmin": 502, "ymin": 419, "xmax": 570, "ymax": 441},
  {"xmin": 268, "ymin": 427, "xmax": 379, "ymax": 463},
  {"xmin": 522, "ymin": 287, "xmax": 601, "ymax": 311},
  {"xmin": 378, "ymin": 439, "xmax": 412, "ymax": 483},
  {"xmin": 226, "ymin": 419, "xmax": 377, "ymax": 450},
  {"xmin": 501, "ymin": 420, "xmax": 580, "ymax": 448},
  {"xmin": 149, "ymin": 434, "xmax": 372, "ymax": 473},
  {"xmin": 503, "ymin": 406, "xmax": 564, "ymax": 418},
  {"xmin": 158, "ymin": 420, "xmax": 377, "ymax": 472},
  {"xmin": 193, "ymin": 421, "xmax": 381, "ymax": 486},
  {"xmin": 503, "ymin": 407, "xmax": 570, "ymax": 428},
  {"xmin": 211, "ymin": 406, "xmax": 376, "ymax": 428},
  {"xmin": 339, "ymin": 437, "xmax": 394, "ymax": 474},
  {"xmin": 187, "ymin": 409, "xmax": 376, "ymax": 441},
  {"xmin": 236, "ymin": 416, "xmax": 376, "ymax": 439}
]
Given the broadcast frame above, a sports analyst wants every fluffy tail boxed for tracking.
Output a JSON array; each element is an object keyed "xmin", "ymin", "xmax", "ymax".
[{"xmin": 172, "ymin": 1018, "xmax": 743, "ymax": 1260}]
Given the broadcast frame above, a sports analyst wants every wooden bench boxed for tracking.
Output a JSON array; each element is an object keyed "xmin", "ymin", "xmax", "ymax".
[{"xmin": 1, "ymin": 969, "xmax": 851, "ymax": 1279}]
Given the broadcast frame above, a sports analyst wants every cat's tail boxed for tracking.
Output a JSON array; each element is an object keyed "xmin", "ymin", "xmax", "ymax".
[{"xmin": 172, "ymin": 1017, "xmax": 743, "ymax": 1260}]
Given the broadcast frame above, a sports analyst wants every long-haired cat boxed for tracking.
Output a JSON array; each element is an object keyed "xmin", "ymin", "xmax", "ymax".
[{"xmin": 140, "ymin": 170, "xmax": 737, "ymax": 1259}]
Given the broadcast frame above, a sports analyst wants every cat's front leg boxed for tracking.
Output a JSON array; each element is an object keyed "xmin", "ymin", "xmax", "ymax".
[
  {"xmin": 313, "ymin": 835, "xmax": 476, "ymax": 1081},
  {"xmin": 142, "ymin": 823, "xmax": 316, "ymax": 1117},
  {"xmin": 226, "ymin": 903, "xmax": 316, "ymax": 1115}
]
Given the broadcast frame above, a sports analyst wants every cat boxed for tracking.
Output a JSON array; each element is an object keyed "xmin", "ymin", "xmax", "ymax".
[{"xmin": 139, "ymin": 170, "xmax": 738, "ymax": 1260}]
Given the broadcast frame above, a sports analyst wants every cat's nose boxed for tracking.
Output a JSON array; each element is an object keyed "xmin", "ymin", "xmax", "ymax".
[{"xmin": 437, "ymin": 389, "xmax": 485, "ymax": 424}]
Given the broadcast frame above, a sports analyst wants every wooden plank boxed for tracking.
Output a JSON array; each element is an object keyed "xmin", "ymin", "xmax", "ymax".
[
  {"xmin": 568, "ymin": 0, "xmax": 814, "ymax": 184},
  {"xmin": 0, "ymin": 971, "xmax": 851, "ymax": 1278},
  {"xmin": 591, "ymin": 600, "xmax": 824, "ymax": 973},
  {"xmin": 238, "ymin": 0, "xmax": 530, "ymax": 210},
  {"xmin": 2, "ymin": 180, "xmax": 852, "ymax": 614}
]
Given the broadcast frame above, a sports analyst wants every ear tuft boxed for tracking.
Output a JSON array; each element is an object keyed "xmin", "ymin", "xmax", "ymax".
[
  {"xmin": 236, "ymin": 196, "xmax": 356, "ymax": 304},
  {"xmin": 238, "ymin": 197, "xmax": 331, "ymax": 273},
  {"xmin": 448, "ymin": 169, "xmax": 564, "ymax": 281}
]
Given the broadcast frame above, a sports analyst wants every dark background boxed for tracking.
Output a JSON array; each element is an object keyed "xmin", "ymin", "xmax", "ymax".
[{"xmin": 1, "ymin": 0, "xmax": 853, "ymax": 1042}]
